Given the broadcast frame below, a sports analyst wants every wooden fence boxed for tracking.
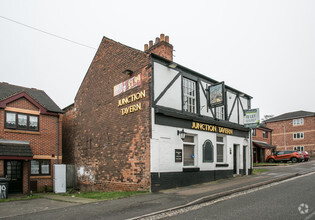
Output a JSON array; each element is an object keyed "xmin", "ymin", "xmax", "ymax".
[{"xmin": 66, "ymin": 164, "xmax": 77, "ymax": 188}]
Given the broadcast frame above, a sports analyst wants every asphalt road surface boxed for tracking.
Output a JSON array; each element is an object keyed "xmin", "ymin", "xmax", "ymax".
[{"xmin": 165, "ymin": 172, "xmax": 315, "ymax": 220}]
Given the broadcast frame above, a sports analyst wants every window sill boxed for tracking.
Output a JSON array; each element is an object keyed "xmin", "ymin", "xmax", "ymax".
[
  {"xmin": 216, "ymin": 164, "xmax": 229, "ymax": 167},
  {"xmin": 183, "ymin": 167, "xmax": 200, "ymax": 172},
  {"xmin": 4, "ymin": 129, "xmax": 40, "ymax": 135},
  {"xmin": 30, "ymin": 175, "xmax": 51, "ymax": 179}
]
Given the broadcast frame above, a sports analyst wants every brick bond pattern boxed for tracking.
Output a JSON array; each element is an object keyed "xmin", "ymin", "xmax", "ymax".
[{"xmin": 63, "ymin": 37, "xmax": 157, "ymax": 191}]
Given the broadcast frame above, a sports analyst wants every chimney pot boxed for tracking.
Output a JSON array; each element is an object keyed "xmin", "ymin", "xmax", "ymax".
[
  {"xmin": 165, "ymin": 36, "xmax": 169, "ymax": 43},
  {"xmin": 146, "ymin": 34, "xmax": 173, "ymax": 61},
  {"xmin": 144, "ymin": 44, "xmax": 148, "ymax": 51},
  {"xmin": 160, "ymin": 34, "xmax": 165, "ymax": 41}
]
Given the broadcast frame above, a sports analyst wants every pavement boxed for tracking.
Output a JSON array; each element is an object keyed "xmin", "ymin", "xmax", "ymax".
[{"xmin": 1, "ymin": 160, "xmax": 315, "ymax": 219}]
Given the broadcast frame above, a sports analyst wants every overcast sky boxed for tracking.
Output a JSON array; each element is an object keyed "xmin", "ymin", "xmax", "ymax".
[{"xmin": 0, "ymin": 0, "xmax": 314, "ymax": 119}]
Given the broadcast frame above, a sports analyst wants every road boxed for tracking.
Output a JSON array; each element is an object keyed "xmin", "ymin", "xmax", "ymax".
[
  {"xmin": 3, "ymin": 161, "xmax": 315, "ymax": 220},
  {"xmin": 165, "ymin": 172, "xmax": 315, "ymax": 220}
]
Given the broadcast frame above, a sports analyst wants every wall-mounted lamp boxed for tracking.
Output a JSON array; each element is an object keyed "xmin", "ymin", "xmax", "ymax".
[
  {"xmin": 177, "ymin": 129, "xmax": 186, "ymax": 141},
  {"xmin": 168, "ymin": 62, "xmax": 177, "ymax": 68}
]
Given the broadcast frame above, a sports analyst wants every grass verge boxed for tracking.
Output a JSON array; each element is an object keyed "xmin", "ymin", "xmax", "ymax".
[
  {"xmin": 0, "ymin": 194, "xmax": 42, "ymax": 203},
  {"xmin": 252, "ymin": 168, "xmax": 269, "ymax": 175},
  {"xmin": 61, "ymin": 190, "xmax": 149, "ymax": 200}
]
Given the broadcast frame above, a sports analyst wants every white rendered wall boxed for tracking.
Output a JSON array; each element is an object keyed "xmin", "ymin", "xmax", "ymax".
[
  {"xmin": 153, "ymin": 62, "xmax": 181, "ymax": 110},
  {"xmin": 151, "ymin": 109, "xmax": 250, "ymax": 173},
  {"xmin": 199, "ymin": 82, "xmax": 213, "ymax": 118}
]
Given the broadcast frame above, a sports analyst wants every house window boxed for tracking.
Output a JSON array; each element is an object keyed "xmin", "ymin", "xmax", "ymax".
[
  {"xmin": 216, "ymin": 136, "xmax": 225, "ymax": 162},
  {"xmin": 263, "ymin": 131, "xmax": 268, "ymax": 138},
  {"xmin": 252, "ymin": 129, "xmax": 256, "ymax": 136},
  {"xmin": 31, "ymin": 160, "xmax": 50, "ymax": 175},
  {"xmin": 293, "ymin": 132, "xmax": 304, "ymax": 139},
  {"xmin": 293, "ymin": 146, "xmax": 304, "ymax": 151},
  {"xmin": 183, "ymin": 135, "xmax": 195, "ymax": 166},
  {"xmin": 203, "ymin": 139, "xmax": 214, "ymax": 162},
  {"xmin": 293, "ymin": 118, "xmax": 304, "ymax": 126},
  {"xmin": 5, "ymin": 112, "xmax": 39, "ymax": 131},
  {"xmin": 183, "ymin": 78, "xmax": 196, "ymax": 113},
  {"xmin": 215, "ymin": 106, "xmax": 225, "ymax": 120}
]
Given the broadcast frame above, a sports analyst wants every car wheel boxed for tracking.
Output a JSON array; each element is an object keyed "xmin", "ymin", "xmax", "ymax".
[
  {"xmin": 291, "ymin": 157, "xmax": 298, "ymax": 163},
  {"xmin": 268, "ymin": 158, "xmax": 275, "ymax": 163}
]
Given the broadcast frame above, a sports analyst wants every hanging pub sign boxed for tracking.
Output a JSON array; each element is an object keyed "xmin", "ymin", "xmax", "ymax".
[
  {"xmin": 113, "ymin": 73, "xmax": 141, "ymax": 96},
  {"xmin": 243, "ymin": 108, "xmax": 260, "ymax": 128},
  {"xmin": 209, "ymin": 82, "xmax": 225, "ymax": 107}
]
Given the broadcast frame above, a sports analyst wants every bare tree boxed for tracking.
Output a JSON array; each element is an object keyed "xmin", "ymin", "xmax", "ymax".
[{"xmin": 261, "ymin": 114, "xmax": 274, "ymax": 122}]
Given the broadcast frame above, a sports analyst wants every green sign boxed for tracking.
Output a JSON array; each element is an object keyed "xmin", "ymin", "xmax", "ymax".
[{"xmin": 243, "ymin": 109, "xmax": 260, "ymax": 128}]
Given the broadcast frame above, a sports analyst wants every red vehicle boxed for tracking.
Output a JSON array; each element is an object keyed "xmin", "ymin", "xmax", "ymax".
[
  {"xmin": 267, "ymin": 151, "xmax": 304, "ymax": 163},
  {"xmin": 301, "ymin": 151, "xmax": 310, "ymax": 161}
]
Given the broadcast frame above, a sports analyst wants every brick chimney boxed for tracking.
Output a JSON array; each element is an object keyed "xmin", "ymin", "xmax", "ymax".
[{"xmin": 144, "ymin": 34, "xmax": 173, "ymax": 61}]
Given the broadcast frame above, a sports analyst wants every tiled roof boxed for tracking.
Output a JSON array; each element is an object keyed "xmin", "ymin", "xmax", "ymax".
[
  {"xmin": 252, "ymin": 140, "xmax": 276, "ymax": 149},
  {"xmin": 0, "ymin": 139, "xmax": 33, "ymax": 157},
  {"xmin": 0, "ymin": 82, "xmax": 62, "ymax": 113},
  {"xmin": 265, "ymin": 110, "xmax": 315, "ymax": 123}
]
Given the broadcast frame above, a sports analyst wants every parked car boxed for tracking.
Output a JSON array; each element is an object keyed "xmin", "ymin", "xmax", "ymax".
[
  {"xmin": 301, "ymin": 151, "xmax": 310, "ymax": 161},
  {"xmin": 267, "ymin": 151, "xmax": 304, "ymax": 163}
]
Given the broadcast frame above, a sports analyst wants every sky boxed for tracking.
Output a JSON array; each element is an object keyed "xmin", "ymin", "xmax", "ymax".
[{"xmin": 0, "ymin": 0, "xmax": 314, "ymax": 119}]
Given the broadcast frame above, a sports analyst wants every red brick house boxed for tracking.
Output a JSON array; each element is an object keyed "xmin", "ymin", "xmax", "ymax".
[
  {"xmin": 63, "ymin": 34, "xmax": 253, "ymax": 192},
  {"xmin": 0, "ymin": 83, "xmax": 63, "ymax": 194},
  {"xmin": 265, "ymin": 111, "xmax": 315, "ymax": 156},
  {"xmin": 252, "ymin": 124, "xmax": 275, "ymax": 163}
]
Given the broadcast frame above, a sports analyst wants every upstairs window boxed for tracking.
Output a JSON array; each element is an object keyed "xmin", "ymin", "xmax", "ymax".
[
  {"xmin": 263, "ymin": 131, "xmax": 268, "ymax": 138},
  {"xmin": 293, "ymin": 118, "xmax": 304, "ymax": 126},
  {"xmin": 183, "ymin": 78, "xmax": 196, "ymax": 113},
  {"xmin": 5, "ymin": 111, "xmax": 39, "ymax": 131},
  {"xmin": 215, "ymin": 106, "xmax": 225, "ymax": 120},
  {"xmin": 293, "ymin": 132, "xmax": 304, "ymax": 139}
]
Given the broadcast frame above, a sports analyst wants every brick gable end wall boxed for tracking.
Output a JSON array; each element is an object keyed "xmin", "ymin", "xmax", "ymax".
[{"xmin": 65, "ymin": 37, "xmax": 152, "ymax": 191}]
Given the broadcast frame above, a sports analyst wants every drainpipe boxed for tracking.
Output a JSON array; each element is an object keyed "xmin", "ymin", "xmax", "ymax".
[
  {"xmin": 57, "ymin": 114, "xmax": 59, "ymax": 164},
  {"xmin": 282, "ymin": 125, "xmax": 286, "ymax": 151}
]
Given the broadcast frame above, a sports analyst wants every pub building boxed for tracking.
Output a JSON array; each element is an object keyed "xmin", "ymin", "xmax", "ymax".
[{"xmin": 63, "ymin": 34, "xmax": 253, "ymax": 192}]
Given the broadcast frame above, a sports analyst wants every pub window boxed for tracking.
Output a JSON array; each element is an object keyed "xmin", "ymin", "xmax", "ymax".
[
  {"xmin": 5, "ymin": 111, "xmax": 39, "ymax": 131},
  {"xmin": 31, "ymin": 160, "xmax": 50, "ymax": 175},
  {"xmin": 183, "ymin": 78, "xmax": 196, "ymax": 113},
  {"xmin": 183, "ymin": 135, "xmax": 195, "ymax": 166},
  {"xmin": 216, "ymin": 136, "xmax": 225, "ymax": 163},
  {"xmin": 203, "ymin": 139, "xmax": 214, "ymax": 162},
  {"xmin": 215, "ymin": 106, "xmax": 225, "ymax": 120}
]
